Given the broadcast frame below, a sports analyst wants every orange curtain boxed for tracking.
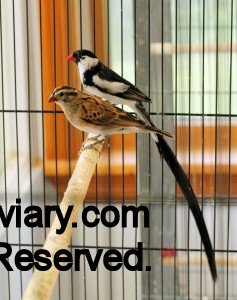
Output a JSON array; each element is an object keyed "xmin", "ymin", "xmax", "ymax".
[{"xmin": 40, "ymin": 0, "xmax": 136, "ymax": 202}]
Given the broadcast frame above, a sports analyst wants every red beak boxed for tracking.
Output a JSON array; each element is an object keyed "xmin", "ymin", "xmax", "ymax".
[
  {"xmin": 48, "ymin": 96, "xmax": 56, "ymax": 103},
  {"xmin": 67, "ymin": 53, "xmax": 75, "ymax": 62}
]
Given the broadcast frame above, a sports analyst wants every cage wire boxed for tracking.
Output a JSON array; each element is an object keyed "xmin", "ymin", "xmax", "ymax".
[{"xmin": 0, "ymin": 0, "xmax": 237, "ymax": 299}]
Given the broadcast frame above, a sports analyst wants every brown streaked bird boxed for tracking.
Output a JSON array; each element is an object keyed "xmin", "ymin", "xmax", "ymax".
[{"xmin": 48, "ymin": 86, "xmax": 174, "ymax": 140}]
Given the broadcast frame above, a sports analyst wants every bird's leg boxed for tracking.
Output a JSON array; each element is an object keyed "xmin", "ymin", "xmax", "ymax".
[
  {"xmin": 79, "ymin": 134, "xmax": 107, "ymax": 156},
  {"xmin": 85, "ymin": 135, "xmax": 105, "ymax": 143},
  {"xmin": 81, "ymin": 135, "xmax": 101, "ymax": 148}
]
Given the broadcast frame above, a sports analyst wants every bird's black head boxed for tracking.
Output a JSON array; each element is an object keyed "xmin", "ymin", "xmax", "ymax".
[{"xmin": 67, "ymin": 49, "xmax": 98, "ymax": 64}]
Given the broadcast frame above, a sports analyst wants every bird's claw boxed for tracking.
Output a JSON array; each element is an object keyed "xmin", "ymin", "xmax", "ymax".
[{"xmin": 79, "ymin": 135, "xmax": 106, "ymax": 157}]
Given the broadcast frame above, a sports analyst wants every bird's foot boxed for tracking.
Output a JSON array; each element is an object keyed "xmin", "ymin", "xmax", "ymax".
[{"xmin": 79, "ymin": 135, "xmax": 106, "ymax": 157}]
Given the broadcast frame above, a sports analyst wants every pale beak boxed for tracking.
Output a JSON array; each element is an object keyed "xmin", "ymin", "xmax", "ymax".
[
  {"xmin": 48, "ymin": 96, "xmax": 56, "ymax": 103},
  {"xmin": 67, "ymin": 53, "xmax": 75, "ymax": 62}
]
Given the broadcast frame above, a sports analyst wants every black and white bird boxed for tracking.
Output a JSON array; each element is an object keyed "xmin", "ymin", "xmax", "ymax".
[{"xmin": 67, "ymin": 49, "xmax": 217, "ymax": 281}]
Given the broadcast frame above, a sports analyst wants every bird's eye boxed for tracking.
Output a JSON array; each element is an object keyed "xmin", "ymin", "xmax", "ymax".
[{"xmin": 59, "ymin": 92, "xmax": 64, "ymax": 96}]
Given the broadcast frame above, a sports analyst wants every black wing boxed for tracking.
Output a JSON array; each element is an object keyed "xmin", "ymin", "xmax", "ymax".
[{"xmin": 94, "ymin": 63, "xmax": 151, "ymax": 103}]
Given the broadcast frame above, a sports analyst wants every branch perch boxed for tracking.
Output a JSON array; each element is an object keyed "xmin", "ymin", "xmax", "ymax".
[{"xmin": 23, "ymin": 134, "xmax": 105, "ymax": 300}]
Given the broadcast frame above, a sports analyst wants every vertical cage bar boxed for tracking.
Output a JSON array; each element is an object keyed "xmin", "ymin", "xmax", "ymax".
[
  {"xmin": 93, "ymin": 1, "xmax": 100, "ymax": 299},
  {"xmin": 66, "ymin": 1, "xmax": 74, "ymax": 299},
  {"xmin": 134, "ymin": 1, "xmax": 138, "ymax": 299},
  {"xmin": 0, "ymin": 2, "xmax": 10, "ymax": 298},
  {"xmin": 161, "ymin": 0, "xmax": 164, "ymax": 298},
  {"xmin": 187, "ymin": 0, "xmax": 192, "ymax": 297},
  {"xmin": 226, "ymin": 0, "xmax": 234, "ymax": 298},
  {"xmin": 12, "ymin": 0, "xmax": 22, "ymax": 296},
  {"xmin": 25, "ymin": 0, "xmax": 34, "ymax": 273},
  {"xmin": 120, "ymin": 0, "xmax": 125, "ymax": 299},
  {"xmin": 174, "ymin": 0, "xmax": 178, "ymax": 298},
  {"xmin": 106, "ymin": 1, "xmax": 113, "ymax": 299},
  {"xmin": 213, "ymin": 0, "xmax": 219, "ymax": 298},
  {"xmin": 200, "ymin": 0, "xmax": 206, "ymax": 297}
]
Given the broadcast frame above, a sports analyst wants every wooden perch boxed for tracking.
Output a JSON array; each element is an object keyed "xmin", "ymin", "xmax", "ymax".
[{"xmin": 23, "ymin": 134, "xmax": 105, "ymax": 300}]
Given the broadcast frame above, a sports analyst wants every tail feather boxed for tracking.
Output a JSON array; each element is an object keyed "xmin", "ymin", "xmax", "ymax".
[
  {"xmin": 133, "ymin": 102, "xmax": 217, "ymax": 281},
  {"xmin": 145, "ymin": 124, "xmax": 175, "ymax": 139},
  {"xmin": 157, "ymin": 135, "xmax": 217, "ymax": 281}
]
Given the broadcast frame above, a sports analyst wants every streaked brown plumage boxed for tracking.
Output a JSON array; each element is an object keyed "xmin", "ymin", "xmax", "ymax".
[{"xmin": 48, "ymin": 86, "xmax": 174, "ymax": 139}]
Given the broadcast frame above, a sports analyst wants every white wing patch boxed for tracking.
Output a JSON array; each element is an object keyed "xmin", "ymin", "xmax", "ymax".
[{"xmin": 92, "ymin": 75, "xmax": 129, "ymax": 94}]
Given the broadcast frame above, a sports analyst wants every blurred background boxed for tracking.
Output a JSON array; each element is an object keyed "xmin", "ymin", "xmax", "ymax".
[{"xmin": 0, "ymin": 0, "xmax": 237, "ymax": 299}]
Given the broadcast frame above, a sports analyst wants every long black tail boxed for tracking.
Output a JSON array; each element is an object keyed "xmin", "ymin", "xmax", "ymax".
[
  {"xmin": 135, "ymin": 103, "xmax": 217, "ymax": 281},
  {"xmin": 157, "ymin": 136, "xmax": 217, "ymax": 281}
]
